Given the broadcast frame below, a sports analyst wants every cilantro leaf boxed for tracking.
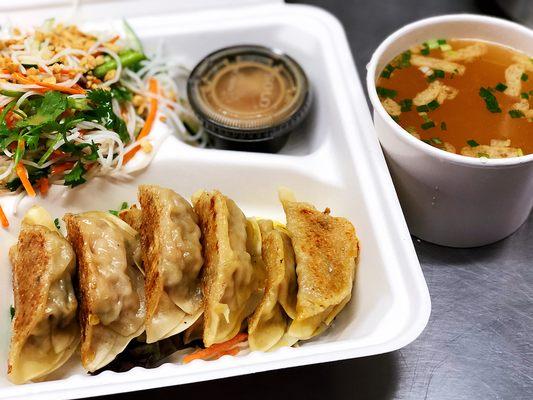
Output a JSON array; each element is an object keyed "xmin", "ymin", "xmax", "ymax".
[
  {"xmin": 85, "ymin": 89, "xmax": 130, "ymax": 143},
  {"xmin": 111, "ymin": 85, "xmax": 133, "ymax": 102},
  {"xmin": 17, "ymin": 91, "xmax": 67, "ymax": 127},
  {"xmin": 64, "ymin": 162, "xmax": 86, "ymax": 187}
]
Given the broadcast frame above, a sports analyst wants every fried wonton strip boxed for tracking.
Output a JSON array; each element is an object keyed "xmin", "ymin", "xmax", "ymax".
[
  {"xmin": 511, "ymin": 99, "xmax": 533, "ymax": 119},
  {"xmin": 382, "ymin": 98, "xmax": 402, "ymax": 117},
  {"xmin": 411, "ymin": 54, "xmax": 465, "ymax": 75},
  {"xmin": 413, "ymin": 81, "xmax": 458, "ymax": 106},
  {"xmin": 511, "ymin": 54, "xmax": 533, "ymax": 72},
  {"xmin": 442, "ymin": 42, "xmax": 487, "ymax": 62},
  {"xmin": 504, "ymin": 64, "xmax": 526, "ymax": 97},
  {"xmin": 460, "ymin": 142, "xmax": 522, "ymax": 158}
]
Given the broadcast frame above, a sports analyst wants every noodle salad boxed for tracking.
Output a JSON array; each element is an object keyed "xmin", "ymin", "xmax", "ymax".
[{"xmin": 0, "ymin": 20, "xmax": 205, "ymax": 227}]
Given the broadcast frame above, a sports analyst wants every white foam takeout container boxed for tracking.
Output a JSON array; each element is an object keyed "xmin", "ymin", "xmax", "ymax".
[
  {"xmin": 367, "ymin": 15, "xmax": 533, "ymax": 248},
  {"xmin": 0, "ymin": 1, "xmax": 430, "ymax": 399}
]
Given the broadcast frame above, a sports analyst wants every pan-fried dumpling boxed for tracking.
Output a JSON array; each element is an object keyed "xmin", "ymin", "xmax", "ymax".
[
  {"xmin": 138, "ymin": 185, "xmax": 204, "ymax": 343},
  {"xmin": 8, "ymin": 206, "xmax": 79, "ymax": 384},
  {"xmin": 248, "ymin": 220, "xmax": 298, "ymax": 351},
  {"xmin": 193, "ymin": 190, "xmax": 260, "ymax": 347},
  {"xmin": 280, "ymin": 189, "xmax": 359, "ymax": 340},
  {"xmin": 64, "ymin": 212, "xmax": 145, "ymax": 372}
]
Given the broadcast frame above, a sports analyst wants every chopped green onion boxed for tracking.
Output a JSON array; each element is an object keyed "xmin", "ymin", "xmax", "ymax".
[
  {"xmin": 400, "ymin": 99, "xmax": 413, "ymax": 112},
  {"xmin": 495, "ymin": 83, "xmax": 507, "ymax": 92},
  {"xmin": 426, "ymin": 39, "xmax": 440, "ymax": 49},
  {"xmin": 430, "ymin": 137, "xmax": 443, "ymax": 144},
  {"xmin": 406, "ymin": 126, "xmax": 417, "ymax": 134},
  {"xmin": 109, "ymin": 210, "xmax": 119, "ymax": 216},
  {"xmin": 427, "ymin": 100, "xmax": 440, "ymax": 110},
  {"xmin": 467, "ymin": 139, "xmax": 479, "ymax": 147},
  {"xmin": 427, "ymin": 74, "xmax": 437, "ymax": 83},
  {"xmin": 521, "ymin": 92, "xmax": 529, "ymax": 99},
  {"xmin": 520, "ymin": 73, "xmax": 528, "ymax": 82},
  {"xmin": 398, "ymin": 50, "xmax": 411, "ymax": 68},
  {"xmin": 54, "ymin": 218, "xmax": 60, "ymax": 230},
  {"xmin": 440, "ymin": 122, "xmax": 447, "ymax": 131},
  {"xmin": 421, "ymin": 46, "xmax": 430, "ymax": 56},
  {"xmin": 437, "ymin": 39, "xmax": 447, "ymax": 45},
  {"xmin": 421, "ymin": 121, "xmax": 435, "ymax": 130},
  {"xmin": 479, "ymin": 87, "xmax": 501, "ymax": 113},
  {"xmin": 380, "ymin": 64, "xmax": 395, "ymax": 78},
  {"xmin": 120, "ymin": 202, "xmax": 129, "ymax": 210},
  {"xmin": 477, "ymin": 152, "xmax": 490, "ymax": 158},
  {"xmin": 376, "ymin": 87, "xmax": 397, "ymax": 98},
  {"xmin": 434, "ymin": 69, "xmax": 445, "ymax": 78},
  {"xmin": 509, "ymin": 109, "xmax": 524, "ymax": 118},
  {"xmin": 416, "ymin": 104, "xmax": 429, "ymax": 113},
  {"xmin": 10, "ymin": 306, "xmax": 15, "ymax": 320}
]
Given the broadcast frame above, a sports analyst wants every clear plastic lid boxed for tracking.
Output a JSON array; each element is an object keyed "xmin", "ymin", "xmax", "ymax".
[{"xmin": 187, "ymin": 45, "xmax": 311, "ymax": 141}]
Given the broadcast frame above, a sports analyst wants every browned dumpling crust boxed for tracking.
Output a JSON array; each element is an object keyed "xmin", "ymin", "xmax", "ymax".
[
  {"xmin": 64, "ymin": 212, "xmax": 145, "ymax": 372},
  {"xmin": 280, "ymin": 190, "xmax": 359, "ymax": 340},
  {"xmin": 248, "ymin": 220, "xmax": 298, "ymax": 351},
  {"xmin": 138, "ymin": 185, "xmax": 203, "ymax": 343},
  {"xmin": 193, "ymin": 190, "xmax": 260, "ymax": 347},
  {"xmin": 8, "ymin": 206, "xmax": 78, "ymax": 384}
]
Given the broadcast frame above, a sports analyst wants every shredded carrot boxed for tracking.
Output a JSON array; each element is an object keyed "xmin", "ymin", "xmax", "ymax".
[
  {"xmin": 183, "ymin": 333, "xmax": 247, "ymax": 364},
  {"xmin": 37, "ymin": 177, "xmax": 49, "ymax": 196},
  {"xmin": 12, "ymin": 72, "xmax": 86, "ymax": 95},
  {"xmin": 51, "ymin": 162, "xmax": 75, "ymax": 175},
  {"xmin": 123, "ymin": 78, "xmax": 159, "ymax": 165},
  {"xmin": 51, "ymin": 150, "xmax": 67, "ymax": 160},
  {"xmin": 15, "ymin": 163, "xmax": 36, "ymax": 197},
  {"xmin": 0, "ymin": 204, "xmax": 9, "ymax": 228}
]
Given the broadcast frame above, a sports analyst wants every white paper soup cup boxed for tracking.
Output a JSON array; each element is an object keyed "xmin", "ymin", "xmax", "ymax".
[{"xmin": 367, "ymin": 14, "xmax": 533, "ymax": 248}]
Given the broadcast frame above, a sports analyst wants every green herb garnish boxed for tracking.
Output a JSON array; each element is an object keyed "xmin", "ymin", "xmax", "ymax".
[
  {"xmin": 376, "ymin": 87, "xmax": 397, "ymax": 98},
  {"xmin": 521, "ymin": 73, "xmax": 528, "ymax": 82},
  {"xmin": 398, "ymin": 50, "xmax": 411, "ymax": 68},
  {"xmin": 416, "ymin": 105, "xmax": 429, "ymax": 113},
  {"xmin": 509, "ymin": 109, "xmax": 525, "ymax": 118},
  {"xmin": 430, "ymin": 137, "xmax": 443, "ymax": 145},
  {"xmin": 479, "ymin": 87, "xmax": 501, "ymax": 113},
  {"xmin": 427, "ymin": 100, "xmax": 440, "ymax": 111},
  {"xmin": 495, "ymin": 83, "xmax": 508, "ymax": 92},
  {"xmin": 477, "ymin": 152, "xmax": 490, "ymax": 158},
  {"xmin": 54, "ymin": 218, "xmax": 61, "ymax": 230},
  {"xmin": 400, "ymin": 99, "xmax": 413, "ymax": 112},
  {"xmin": 467, "ymin": 139, "xmax": 479, "ymax": 147},
  {"xmin": 421, "ymin": 121, "xmax": 435, "ymax": 130},
  {"xmin": 521, "ymin": 92, "xmax": 530, "ymax": 99},
  {"xmin": 64, "ymin": 162, "xmax": 86, "ymax": 188},
  {"xmin": 10, "ymin": 306, "xmax": 15, "ymax": 320}
]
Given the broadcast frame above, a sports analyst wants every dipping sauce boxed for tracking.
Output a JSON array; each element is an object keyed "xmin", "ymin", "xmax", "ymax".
[
  {"xmin": 376, "ymin": 39, "xmax": 533, "ymax": 158},
  {"xmin": 188, "ymin": 45, "xmax": 311, "ymax": 152}
]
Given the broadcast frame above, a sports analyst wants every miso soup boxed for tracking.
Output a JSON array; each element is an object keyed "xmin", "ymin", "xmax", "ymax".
[{"xmin": 376, "ymin": 39, "xmax": 533, "ymax": 158}]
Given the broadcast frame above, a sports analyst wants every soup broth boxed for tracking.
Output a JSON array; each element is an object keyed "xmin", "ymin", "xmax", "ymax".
[{"xmin": 376, "ymin": 39, "xmax": 533, "ymax": 158}]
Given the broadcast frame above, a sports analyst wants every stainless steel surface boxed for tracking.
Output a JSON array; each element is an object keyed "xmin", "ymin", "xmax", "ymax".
[
  {"xmin": 496, "ymin": 0, "xmax": 533, "ymax": 26},
  {"xmin": 96, "ymin": 1, "xmax": 533, "ymax": 399}
]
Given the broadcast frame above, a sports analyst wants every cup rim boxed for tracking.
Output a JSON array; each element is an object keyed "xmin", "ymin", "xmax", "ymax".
[{"xmin": 366, "ymin": 13, "xmax": 533, "ymax": 167}]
